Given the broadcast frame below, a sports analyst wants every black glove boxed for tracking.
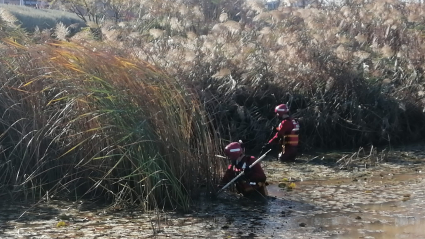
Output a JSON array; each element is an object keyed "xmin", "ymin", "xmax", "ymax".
[
  {"xmin": 271, "ymin": 126, "xmax": 278, "ymax": 133},
  {"xmin": 244, "ymin": 166, "xmax": 251, "ymax": 175}
]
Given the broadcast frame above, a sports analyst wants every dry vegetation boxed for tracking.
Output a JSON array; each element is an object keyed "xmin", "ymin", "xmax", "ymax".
[
  {"xmin": 0, "ymin": 13, "xmax": 222, "ymax": 210},
  {"xmin": 52, "ymin": 0, "xmax": 425, "ymax": 151},
  {"xmin": 1, "ymin": 0, "xmax": 425, "ymax": 208}
]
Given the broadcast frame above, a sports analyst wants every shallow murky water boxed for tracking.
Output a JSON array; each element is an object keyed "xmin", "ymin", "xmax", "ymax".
[
  {"xmin": 265, "ymin": 172, "xmax": 425, "ymax": 239},
  {"xmin": 2, "ymin": 147, "xmax": 425, "ymax": 238}
]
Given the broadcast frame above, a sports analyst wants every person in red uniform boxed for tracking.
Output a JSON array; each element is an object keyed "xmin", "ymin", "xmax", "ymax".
[
  {"xmin": 263, "ymin": 104, "xmax": 300, "ymax": 162},
  {"xmin": 219, "ymin": 142, "xmax": 268, "ymax": 197}
]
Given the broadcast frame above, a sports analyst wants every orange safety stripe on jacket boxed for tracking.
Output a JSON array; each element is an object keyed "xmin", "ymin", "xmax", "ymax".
[
  {"xmin": 285, "ymin": 118, "xmax": 299, "ymax": 146},
  {"xmin": 285, "ymin": 133, "xmax": 299, "ymax": 146}
]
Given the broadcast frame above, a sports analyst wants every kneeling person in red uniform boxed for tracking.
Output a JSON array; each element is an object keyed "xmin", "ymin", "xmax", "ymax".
[{"xmin": 219, "ymin": 142, "xmax": 268, "ymax": 197}]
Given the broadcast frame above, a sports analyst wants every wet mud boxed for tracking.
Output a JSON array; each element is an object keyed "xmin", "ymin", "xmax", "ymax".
[{"xmin": 1, "ymin": 145, "xmax": 425, "ymax": 238}]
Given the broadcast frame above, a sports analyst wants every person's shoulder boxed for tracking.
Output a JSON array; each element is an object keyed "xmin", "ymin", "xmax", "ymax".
[
  {"xmin": 281, "ymin": 118, "xmax": 291, "ymax": 124},
  {"xmin": 291, "ymin": 117, "xmax": 300, "ymax": 124},
  {"xmin": 246, "ymin": 155, "xmax": 256, "ymax": 163},
  {"xmin": 286, "ymin": 117, "xmax": 299, "ymax": 122}
]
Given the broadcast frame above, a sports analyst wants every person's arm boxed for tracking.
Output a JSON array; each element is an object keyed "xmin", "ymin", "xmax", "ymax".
[
  {"xmin": 219, "ymin": 165, "xmax": 235, "ymax": 186},
  {"xmin": 268, "ymin": 120, "xmax": 290, "ymax": 144}
]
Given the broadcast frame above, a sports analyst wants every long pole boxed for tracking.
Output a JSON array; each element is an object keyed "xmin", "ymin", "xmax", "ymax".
[{"xmin": 216, "ymin": 149, "xmax": 271, "ymax": 196}]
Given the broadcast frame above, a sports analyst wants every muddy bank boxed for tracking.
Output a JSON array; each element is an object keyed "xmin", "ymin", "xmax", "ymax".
[{"xmin": 1, "ymin": 145, "xmax": 425, "ymax": 238}]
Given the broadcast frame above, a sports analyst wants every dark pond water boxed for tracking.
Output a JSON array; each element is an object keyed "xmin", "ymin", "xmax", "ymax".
[
  {"xmin": 2, "ymin": 172, "xmax": 425, "ymax": 238},
  {"xmin": 2, "ymin": 145, "xmax": 425, "ymax": 238}
]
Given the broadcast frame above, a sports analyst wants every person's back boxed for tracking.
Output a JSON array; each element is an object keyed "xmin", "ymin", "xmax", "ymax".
[{"xmin": 276, "ymin": 116, "xmax": 299, "ymax": 161}]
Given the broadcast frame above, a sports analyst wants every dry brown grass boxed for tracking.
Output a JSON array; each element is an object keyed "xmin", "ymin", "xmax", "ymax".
[
  {"xmin": 97, "ymin": 0, "xmax": 424, "ymax": 151},
  {"xmin": 0, "ymin": 18, "xmax": 223, "ymax": 210},
  {"xmin": 2, "ymin": 0, "xmax": 425, "ymax": 207}
]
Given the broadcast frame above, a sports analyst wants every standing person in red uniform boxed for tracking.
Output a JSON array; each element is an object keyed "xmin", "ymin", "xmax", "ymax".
[
  {"xmin": 219, "ymin": 142, "xmax": 268, "ymax": 197},
  {"xmin": 263, "ymin": 104, "xmax": 300, "ymax": 162}
]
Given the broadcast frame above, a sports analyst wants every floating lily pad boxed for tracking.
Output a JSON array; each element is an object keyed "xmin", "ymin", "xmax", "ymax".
[
  {"xmin": 287, "ymin": 183, "xmax": 296, "ymax": 190},
  {"xmin": 278, "ymin": 183, "xmax": 287, "ymax": 188},
  {"xmin": 56, "ymin": 221, "xmax": 67, "ymax": 227},
  {"xmin": 58, "ymin": 214, "xmax": 70, "ymax": 220}
]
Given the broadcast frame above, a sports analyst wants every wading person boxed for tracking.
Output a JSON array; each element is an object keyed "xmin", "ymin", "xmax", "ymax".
[
  {"xmin": 219, "ymin": 142, "xmax": 268, "ymax": 198},
  {"xmin": 263, "ymin": 104, "xmax": 300, "ymax": 162}
]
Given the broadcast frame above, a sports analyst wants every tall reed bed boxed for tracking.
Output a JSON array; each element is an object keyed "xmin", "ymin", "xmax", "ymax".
[
  {"xmin": 95, "ymin": 0, "xmax": 425, "ymax": 150},
  {"xmin": 3, "ymin": 0, "xmax": 425, "ymax": 153},
  {"xmin": 0, "ymin": 20, "xmax": 222, "ymax": 210}
]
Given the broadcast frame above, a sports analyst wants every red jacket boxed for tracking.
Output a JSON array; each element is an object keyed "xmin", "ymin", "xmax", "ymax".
[
  {"xmin": 220, "ymin": 155, "xmax": 267, "ymax": 186},
  {"xmin": 268, "ymin": 117, "xmax": 300, "ymax": 146}
]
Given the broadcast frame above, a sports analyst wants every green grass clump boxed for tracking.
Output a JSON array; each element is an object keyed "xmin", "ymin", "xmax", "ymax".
[
  {"xmin": 0, "ymin": 25, "xmax": 222, "ymax": 210},
  {"xmin": 0, "ymin": 4, "xmax": 85, "ymax": 32}
]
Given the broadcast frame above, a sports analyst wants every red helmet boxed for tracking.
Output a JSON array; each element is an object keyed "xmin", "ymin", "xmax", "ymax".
[
  {"xmin": 275, "ymin": 104, "xmax": 289, "ymax": 117},
  {"xmin": 224, "ymin": 142, "xmax": 243, "ymax": 160}
]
